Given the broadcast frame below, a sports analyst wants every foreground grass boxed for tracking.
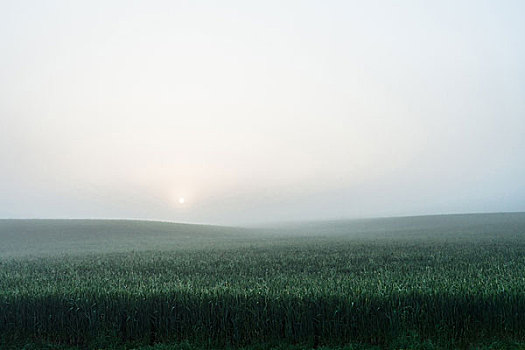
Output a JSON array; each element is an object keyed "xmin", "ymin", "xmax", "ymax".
[
  {"xmin": 1, "ymin": 214, "xmax": 524, "ymax": 348},
  {"xmin": 8, "ymin": 340, "xmax": 525, "ymax": 349}
]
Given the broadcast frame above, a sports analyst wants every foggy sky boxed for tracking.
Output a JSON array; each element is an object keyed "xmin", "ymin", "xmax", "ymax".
[{"xmin": 1, "ymin": 0, "xmax": 524, "ymax": 225}]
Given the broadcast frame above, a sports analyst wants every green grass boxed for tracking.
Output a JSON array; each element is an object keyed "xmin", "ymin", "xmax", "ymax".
[
  {"xmin": 0, "ymin": 219, "xmax": 249, "ymax": 257},
  {"xmin": 1, "ymin": 213, "xmax": 524, "ymax": 349}
]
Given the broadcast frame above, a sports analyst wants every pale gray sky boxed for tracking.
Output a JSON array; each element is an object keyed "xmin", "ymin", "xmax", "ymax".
[{"xmin": 1, "ymin": 0, "xmax": 524, "ymax": 224}]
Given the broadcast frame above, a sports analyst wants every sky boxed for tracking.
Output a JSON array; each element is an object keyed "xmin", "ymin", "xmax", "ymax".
[{"xmin": 1, "ymin": 0, "xmax": 524, "ymax": 225}]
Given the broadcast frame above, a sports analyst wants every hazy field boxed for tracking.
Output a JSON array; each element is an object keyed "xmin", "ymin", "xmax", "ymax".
[{"xmin": 1, "ymin": 213, "xmax": 525, "ymax": 349}]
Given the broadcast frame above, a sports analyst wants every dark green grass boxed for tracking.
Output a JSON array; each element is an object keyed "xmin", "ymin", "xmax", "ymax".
[
  {"xmin": 1, "ymin": 213, "xmax": 525, "ymax": 349},
  {"xmin": 8, "ymin": 341, "xmax": 525, "ymax": 350}
]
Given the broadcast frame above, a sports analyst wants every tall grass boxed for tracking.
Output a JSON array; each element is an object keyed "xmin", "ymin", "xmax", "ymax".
[{"xmin": 1, "ymin": 238, "xmax": 525, "ymax": 348}]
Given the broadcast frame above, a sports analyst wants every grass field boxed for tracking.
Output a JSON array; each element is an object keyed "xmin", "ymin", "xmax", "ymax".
[{"xmin": 1, "ymin": 213, "xmax": 525, "ymax": 349}]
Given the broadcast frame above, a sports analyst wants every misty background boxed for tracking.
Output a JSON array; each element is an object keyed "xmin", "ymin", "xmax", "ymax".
[{"xmin": 1, "ymin": 0, "xmax": 524, "ymax": 225}]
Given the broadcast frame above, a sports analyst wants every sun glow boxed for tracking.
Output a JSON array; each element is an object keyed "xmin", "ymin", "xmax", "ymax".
[{"xmin": 179, "ymin": 197, "xmax": 185, "ymax": 204}]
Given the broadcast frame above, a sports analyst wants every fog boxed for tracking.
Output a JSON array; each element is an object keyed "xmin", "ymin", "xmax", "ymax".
[{"xmin": 1, "ymin": 0, "xmax": 524, "ymax": 225}]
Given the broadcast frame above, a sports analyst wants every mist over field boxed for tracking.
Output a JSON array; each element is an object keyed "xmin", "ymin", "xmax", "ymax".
[
  {"xmin": 1, "ymin": 2, "xmax": 525, "ymax": 349},
  {"xmin": 1, "ymin": 0, "xmax": 524, "ymax": 224}
]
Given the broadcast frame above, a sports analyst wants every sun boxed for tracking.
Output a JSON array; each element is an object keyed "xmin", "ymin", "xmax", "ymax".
[{"xmin": 178, "ymin": 197, "xmax": 185, "ymax": 204}]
